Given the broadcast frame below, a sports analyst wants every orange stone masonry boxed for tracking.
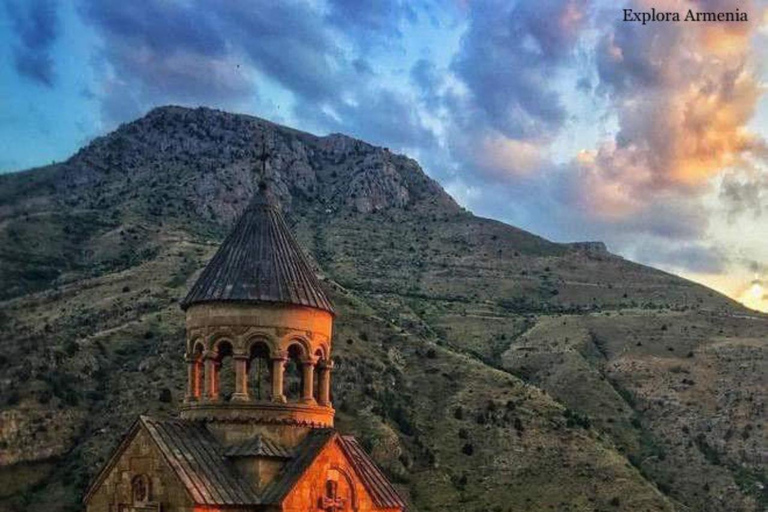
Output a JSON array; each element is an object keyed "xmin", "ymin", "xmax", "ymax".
[{"xmin": 83, "ymin": 185, "xmax": 405, "ymax": 512}]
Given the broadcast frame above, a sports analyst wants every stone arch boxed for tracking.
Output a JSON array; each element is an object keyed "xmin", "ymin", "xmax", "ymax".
[
  {"xmin": 211, "ymin": 335, "xmax": 236, "ymax": 355},
  {"xmin": 131, "ymin": 474, "xmax": 151, "ymax": 503},
  {"xmin": 278, "ymin": 334, "xmax": 312, "ymax": 359},
  {"xmin": 187, "ymin": 336, "xmax": 203, "ymax": 356},
  {"xmin": 246, "ymin": 333, "xmax": 277, "ymax": 357},
  {"xmin": 213, "ymin": 339, "xmax": 235, "ymax": 401},
  {"xmin": 284, "ymin": 342, "xmax": 306, "ymax": 402},
  {"xmin": 189, "ymin": 342, "xmax": 205, "ymax": 400},
  {"xmin": 313, "ymin": 348, "xmax": 325, "ymax": 402},
  {"xmin": 248, "ymin": 338, "xmax": 272, "ymax": 401},
  {"xmin": 325, "ymin": 465, "xmax": 358, "ymax": 511}
]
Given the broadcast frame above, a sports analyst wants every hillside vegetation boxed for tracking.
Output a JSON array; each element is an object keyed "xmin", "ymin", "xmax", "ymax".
[{"xmin": 0, "ymin": 106, "xmax": 765, "ymax": 512}]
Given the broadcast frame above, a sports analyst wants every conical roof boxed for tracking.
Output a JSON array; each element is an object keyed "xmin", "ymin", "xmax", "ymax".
[{"xmin": 181, "ymin": 188, "xmax": 334, "ymax": 313}]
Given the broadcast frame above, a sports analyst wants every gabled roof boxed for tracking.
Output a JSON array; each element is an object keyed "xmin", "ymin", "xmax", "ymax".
[
  {"xmin": 181, "ymin": 188, "xmax": 335, "ymax": 313},
  {"xmin": 260, "ymin": 429, "xmax": 336, "ymax": 504},
  {"xmin": 140, "ymin": 416, "xmax": 260, "ymax": 505},
  {"xmin": 259, "ymin": 430, "xmax": 407, "ymax": 510},
  {"xmin": 339, "ymin": 436, "xmax": 407, "ymax": 510},
  {"xmin": 85, "ymin": 417, "xmax": 405, "ymax": 510},
  {"xmin": 225, "ymin": 435, "xmax": 293, "ymax": 459},
  {"xmin": 83, "ymin": 416, "xmax": 260, "ymax": 506}
]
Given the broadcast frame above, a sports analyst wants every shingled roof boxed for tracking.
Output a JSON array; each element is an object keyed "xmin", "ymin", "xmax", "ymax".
[
  {"xmin": 259, "ymin": 430, "xmax": 407, "ymax": 510},
  {"xmin": 260, "ymin": 429, "xmax": 336, "ymax": 505},
  {"xmin": 181, "ymin": 188, "xmax": 334, "ymax": 313},
  {"xmin": 140, "ymin": 416, "xmax": 260, "ymax": 506},
  {"xmin": 225, "ymin": 435, "xmax": 293, "ymax": 459},
  {"xmin": 339, "ymin": 436, "xmax": 407, "ymax": 510},
  {"xmin": 84, "ymin": 416, "xmax": 261, "ymax": 506},
  {"xmin": 86, "ymin": 418, "xmax": 406, "ymax": 510}
]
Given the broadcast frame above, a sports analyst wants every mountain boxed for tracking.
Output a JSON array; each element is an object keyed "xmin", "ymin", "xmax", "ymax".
[{"xmin": 0, "ymin": 106, "xmax": 765, "ymax": 512}]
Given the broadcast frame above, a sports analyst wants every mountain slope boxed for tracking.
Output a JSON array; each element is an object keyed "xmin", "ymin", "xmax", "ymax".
[{"xmin": 0, "ymin": 106, "xmax": 765, "ymax": 512}]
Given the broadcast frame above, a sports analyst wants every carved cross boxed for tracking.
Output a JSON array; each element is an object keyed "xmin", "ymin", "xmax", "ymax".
[
  {"xmin": 320, "ymin": 480, "xmax": 345, "ymax": 511},
  {"xmin": 321, "ymin": 495, "xmax": 345, "ymax": 512}
]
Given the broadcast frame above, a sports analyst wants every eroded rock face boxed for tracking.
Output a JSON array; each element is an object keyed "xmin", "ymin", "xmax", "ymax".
[{"xmin": 57, "ymin": 106, "xmax": 456, "ymax": 227}]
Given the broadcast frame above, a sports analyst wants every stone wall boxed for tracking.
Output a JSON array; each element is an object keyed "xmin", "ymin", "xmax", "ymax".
[
  {"xmin": 85, "ymin": 429, "xmax": 194, "ymax": 512},
  {"xmin": 282, "ymin": 438, "xmax": 399, "ymax": 512}
]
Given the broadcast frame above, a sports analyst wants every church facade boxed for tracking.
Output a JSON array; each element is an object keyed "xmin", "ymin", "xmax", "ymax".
[{"xmin": 83, "ymin": 188, "xmax": 405, "ymax": 512}]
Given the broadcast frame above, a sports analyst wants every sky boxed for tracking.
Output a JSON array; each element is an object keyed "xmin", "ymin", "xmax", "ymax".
[{"xmin": 1, "ymin": 0, "xmax": 767, "ymax": 312}]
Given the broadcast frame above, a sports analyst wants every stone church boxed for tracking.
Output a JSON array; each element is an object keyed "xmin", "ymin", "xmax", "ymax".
[{"xmin": 83, "ymin": 187, "xmax": 406, "ymax": 512}]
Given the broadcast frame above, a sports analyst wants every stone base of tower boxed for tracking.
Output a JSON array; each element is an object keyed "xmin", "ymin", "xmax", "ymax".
[{"xmin": 180, "ymin": 401, "xmax": 334, "ymax": 448}]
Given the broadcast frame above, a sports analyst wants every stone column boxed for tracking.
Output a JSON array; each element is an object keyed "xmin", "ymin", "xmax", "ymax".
[
  {"xmin": 194, "ymin": 359, "xmax": 203, "ymax": 398},
  {"xmin": 185, "ymin": 356, "xmax": 197, "ymax": 403},
  {"xmin": 231, "ymin": 354, "xmax": 249, "ymax": 402},
  {"xmin": 318, "ymin": 360, "xmax": 333, "ymax": 407},
  {"xmin": 204, "ymin": 350, "xmax": 220, "ymax": 402},
  {"xmin": 301, "ymin": 358, "xmax": 316, "ymax": 404},
  {"xmin": 271, "ymin": 352, "xmax": 287, "ymax": 403}
]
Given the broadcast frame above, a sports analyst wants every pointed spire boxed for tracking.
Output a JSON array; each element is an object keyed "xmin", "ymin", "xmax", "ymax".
[{"xmin": 181, "ymin": 184, "xmax": 335, "ymax": 313}]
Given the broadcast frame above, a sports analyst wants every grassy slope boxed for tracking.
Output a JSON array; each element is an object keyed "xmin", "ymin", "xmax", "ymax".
[{"xmin": 0, "ymin": 106, "xmax": 765, "ymax": 512}]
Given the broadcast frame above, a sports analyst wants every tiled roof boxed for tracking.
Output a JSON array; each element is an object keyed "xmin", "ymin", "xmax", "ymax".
[
  {"xmin": 140, "ymin": 416, "xmax": 260, "ymax": 506},
  {"xmin": 339, "ymin": 436, "xmax": 407, "ymax": 510},
  {"xmin": 85, "ymin": 417, "xmax": 405, "ymax": 510},
  {"xmin": 260, "ymin": 429, "xmax": 336, "ymax": 505},
  {"xmin": 181, "ymin": 188, "xmax": 335, "ymax": 313},
  {"xmin": 224, "ymin": 435, "xmax": 293, "ymax": 459}
]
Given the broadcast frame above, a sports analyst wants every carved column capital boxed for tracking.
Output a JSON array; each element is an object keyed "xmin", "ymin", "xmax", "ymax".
[
  {"xmin": 271, "ymin": 350, "xmax": 288, "ymax": 362},
  {"xmin": 300, "ymin": 356, "xmax": 319, "ymax": 366}
]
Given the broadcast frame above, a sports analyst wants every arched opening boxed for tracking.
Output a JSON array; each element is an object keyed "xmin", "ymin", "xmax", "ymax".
[
  {"xmin": 248, "ymin": 341, "xmax": 272, "ymax": 401},
  {"xmin": 313, "ymin": 349, "xmax": 324, "ymax": 402},
  {"xmin": 284, "ymin": 343, "xmax": 304, "ymax": 402},
  {"xmin": 191, "ymin": 342, "xmax": 204, "ymax": 400},
  {"xmin": 216, "ymin": 340, "xmax": 235, "ymax": 401},
  {"xmin": 131, "ymin": 474, "xmax": 151, "ymax": 503}
]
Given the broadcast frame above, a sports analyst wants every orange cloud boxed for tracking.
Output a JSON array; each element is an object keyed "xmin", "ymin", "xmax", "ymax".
[{"xmin": 580, "ymin": 0, "xmax": 765, "ymax": 219}]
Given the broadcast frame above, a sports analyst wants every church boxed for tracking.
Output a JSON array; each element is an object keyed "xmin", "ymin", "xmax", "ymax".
[{"xmin": 83, "ymin": 185, "xmax": 406, "ymax": 512}]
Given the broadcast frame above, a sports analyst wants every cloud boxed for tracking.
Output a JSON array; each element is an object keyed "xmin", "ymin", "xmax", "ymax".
[
  {"xmin": 435, "ymin": 0, "xmax": 766, "ymax": 277},
  {"xmin": 720, "ymin": 171, "xmax": 767, "ymax": 220},
  {"xmin": 4, "ymin": 0, "xmax": 59, "ymax": 86},
  {"xmin": 634, "ymin": 241, "xmax": 729, "ymax": 274},
  {"xmin": 67, "ymin": 0, "xmax": 767, "ymax": 283},
  {"xmin": 452, "ymin": 0, "xmax": 589, "ymax": 141},
  {"xmin": 586, "ymin": 0, "xmax": 766, "ymax": 216},
  {"xmin": 77, "ymin": 0, "xmax": 441, "ymax": 158},
  {"xmin": 80, "ymin": 0, "xmax": 254, "ymax": 123},
  {"xmin": 325, "ymin": 0, "xmax": 417, "ymax": 44},
  {"xmin": 213, "ymin": 1, "xmax": 346, "ymax": 103}
]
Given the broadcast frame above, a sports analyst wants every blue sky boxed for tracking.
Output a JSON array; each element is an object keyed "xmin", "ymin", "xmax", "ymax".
[{"xmin": 1, "ymin": 0, "xmax": 767, "ymax": 311}]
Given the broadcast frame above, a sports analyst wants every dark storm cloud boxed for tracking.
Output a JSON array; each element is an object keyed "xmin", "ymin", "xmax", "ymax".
[{"xmin": 4, "ymin": 0, "xmax": 59, "ymax": 86}]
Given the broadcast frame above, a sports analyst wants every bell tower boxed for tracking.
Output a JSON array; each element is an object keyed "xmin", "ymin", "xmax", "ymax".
[{"xmin": 179, "ymin": 183, "xmax": 336, "ymax": 449}]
